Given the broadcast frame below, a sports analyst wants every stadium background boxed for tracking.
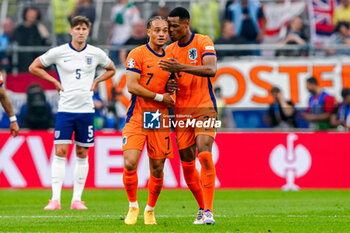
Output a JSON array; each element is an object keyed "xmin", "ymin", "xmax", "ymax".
[
  {"xmin": 0, "ymin": 0, "xmax": 348, "ymax": 190},
  {"xmin": 2, "ymin": 0, "xmax": 350, "ymax": 232},
  {"xmin": 0, "ymin": 0, "xmax": 349, "ymax": 224}
]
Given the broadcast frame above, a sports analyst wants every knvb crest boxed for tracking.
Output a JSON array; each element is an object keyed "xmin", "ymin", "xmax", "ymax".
[
  {"xmin": 85, "ymin": 56, "xmax": 93, "ymax": 65},
  {"xmin": 122, "ymin": 136, "xmax": 127, "ymax": 146},
  {"xmin": 143, "ymin": 110, "xmax": 161, "ymax": 129},
  {"xmin": 188, "ymin": 48, "xmax": 197, "ymax": 60}
]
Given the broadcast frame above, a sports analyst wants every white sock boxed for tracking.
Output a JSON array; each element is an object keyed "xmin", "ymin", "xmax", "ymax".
[
  {"xmin": 145, "ymin": 204, "xmax": 154, "ymax": 212},
  {"xmin": 51, "ymin": 155, "xmax": 66, "ymax": 201},
  {"xmin": 129, "ymin": 201, "xmax": 139, "ymax": 209},
  {"xmin": 72, "ymin": 156, "xmax": 89, "ymax": 202}
]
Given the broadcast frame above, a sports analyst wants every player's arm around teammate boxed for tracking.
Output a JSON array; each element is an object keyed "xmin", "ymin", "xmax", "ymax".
[
  {"xmin": 160, "ymin": 54, "xmax": 217, "ymax": 159},
  {"xmin": 158, "ymin": 13, "xmax": 217, "ymax": 156},
  {"xmin": 158, "ymin": 54, "xmax": 217, "ymax": 78},
  {"xmin": 0, "ymin": 72, "xmax": 19, "ymax": 137},
  {"xmin": 158, "ymin": 7, "xmax": 218, "ymax": 225}
]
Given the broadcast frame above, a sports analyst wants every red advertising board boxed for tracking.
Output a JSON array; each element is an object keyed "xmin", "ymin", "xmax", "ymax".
[{"xmin": 0, "ymin": 131, "xmax": 349, "ymax": 189}]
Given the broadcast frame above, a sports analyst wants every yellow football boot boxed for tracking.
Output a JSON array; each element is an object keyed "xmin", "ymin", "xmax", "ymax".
[
  {"xmin": 144, "ymin": 210, "xmax": 157, "ymax": 225},
  {"xmin": 124, "ymin": 207, "xmax": 139, "ymax": 225}
]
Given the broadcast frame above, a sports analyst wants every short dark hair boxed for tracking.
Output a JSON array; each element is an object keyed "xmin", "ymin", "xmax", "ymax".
[
  {"xmin": 147, "ymin": 16, "xmax": 167, "ymax": 29},
  {"xmin": 335, "ymin": 21, "xmax": 350, "ymax": 32},
  {"xmin": 70, "ymin": 16, "xmax": 91, "ymax": 28},
  {"xmin": 341, "ymin": 88, "xmax": 350, "ymax": 99},
  {"xmin": 270, "ymin": 86, "xmax": 281, "ymax": 94},
  {"xmin": 306, "ymin": 77, "xmax": 318, "ymax": 85},
  {"xmin": 168, "ymin": 7, "xmax": 190, "ymax": 20},
  {"xmin": 22, "ymin": 7, "xmax": 41, "ymax": 21}
]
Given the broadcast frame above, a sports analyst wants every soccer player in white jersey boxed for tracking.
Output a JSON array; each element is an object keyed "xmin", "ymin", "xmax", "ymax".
[{"xmin": 29, "ymin": 16, "xmax": 116, "ymax": 210}]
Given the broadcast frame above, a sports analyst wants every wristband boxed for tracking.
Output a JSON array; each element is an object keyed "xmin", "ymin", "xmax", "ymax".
[
  {"xmin": 9, "ymin": 116, "xmax": 17, "ymax": 122},
  {"xmin": 154, "ymin": 94, "xmax": 164, "ymax": 102}
]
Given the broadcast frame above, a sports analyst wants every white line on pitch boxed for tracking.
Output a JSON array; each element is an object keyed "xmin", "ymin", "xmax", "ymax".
[
  {"xmin": 0, "ymin": 215, "xmax": 349, "ymax": 219},
  {"xmin": 0, "ymin": 215, "xmax": 225, "ymax": 219}
]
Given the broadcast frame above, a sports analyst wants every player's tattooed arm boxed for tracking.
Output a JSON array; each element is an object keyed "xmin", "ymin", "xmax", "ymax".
[
  {"xmin": 90, "ymin": 61, "xmax": 117, "ymax": 91},
  {"xmin": 158, "ymin": 55, "xmax": 217, "ymax": 77},
  {"xmin": 29, "ymin": 58, "xmax": 63, "ymax": 92}
]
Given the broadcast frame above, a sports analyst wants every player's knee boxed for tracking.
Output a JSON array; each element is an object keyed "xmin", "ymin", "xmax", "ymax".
[
  {"xmin": 196, "ymin": 136, "xmax": 213, "ymax": 153},
  {"xmin": 124, "ymin": 159, "xmax": 138, "ymax": 171},
  {"xmin": 197, "ymin": 142, "xmax": 212, "ymax": 153},
  {"xmin": 179, "ymin": 145, "xmax": 196, "ymax": 162},
  {"xmin": 150, "ymin": 160, "xmax": 164, "ymax": 178},
  {"xmin": 55, "ymin": 147, "xmax": 68, "ymax": 157},
  {"xmin": 150, "ymin": 166, "xmax": 163, "ymax": 178},
  {"xmin": 76, "ymin": 148, "xmax": 88, "ymax": 158}
]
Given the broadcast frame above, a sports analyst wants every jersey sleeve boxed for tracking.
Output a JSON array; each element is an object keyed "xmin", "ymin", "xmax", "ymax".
[
  {"xmin": 125, "ymin": 48, "xmax": 142, "ymax": 74},
  {"xmin": 39, "ymin": 47, "xmax": 59, "ymax": 67},
  {"xmin": 199, "ymin": 35, "xmax": 216, "ymax": 59},
  {"xmin": 96, "ymin": 48, "xmax": 111, "ymax": 68}
]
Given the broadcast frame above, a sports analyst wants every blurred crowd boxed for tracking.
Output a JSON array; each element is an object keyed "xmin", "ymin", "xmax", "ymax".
[
  {"xmin": 3, "ymin": 0, "xmax": 350, "ymax": 71},
  {"xmin": 264, "ymin": 77, "xmax": 350, "ymax": 131},
  {"xmin": 1, "ymin": 0, "xmax": 350, "ymax": 130}
]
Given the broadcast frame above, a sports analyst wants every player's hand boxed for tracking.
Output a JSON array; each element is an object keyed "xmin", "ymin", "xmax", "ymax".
[
  {"xmin": 10, "ymin": 121, "xmax": 19, "ymax": 137},
  {"xmin": 90, "ymin": 80, "xmax": 99, "ymax": 91},
  {"xmin": 158, "ymin": 58, "xmax": 182, "ymax": 73},
  {"xmin": 166, "ymin": 79, "xmax": 179, "ymax": 94},
  {"xmin": 162, "ymin": 93, "xmax": 175, "ymax": 108},
  {"xmin": 54, "ymin": 80, "xmax": 63, "ymax": 92}
]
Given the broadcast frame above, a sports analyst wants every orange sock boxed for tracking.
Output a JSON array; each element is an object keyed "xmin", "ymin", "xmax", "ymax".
[
  {"xmin": 198, "ymin": 152, "xmax": 216, "ymax": 212},
  {"xmin": 147, "ymin": 174, "xmax": 164, "ymax": 207},
  {"xmin": 123, "ymin": 169, "xmax": 138, "ymax": 202},
  {"xmin": 181, "ymin": 160, "xmax": 205, "ymax": 209}
]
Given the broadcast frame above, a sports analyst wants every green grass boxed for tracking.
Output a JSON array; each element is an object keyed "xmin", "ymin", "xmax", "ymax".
[{"xmin": 1, "ymin": 189, "xmax": 350, "ymax": 232}]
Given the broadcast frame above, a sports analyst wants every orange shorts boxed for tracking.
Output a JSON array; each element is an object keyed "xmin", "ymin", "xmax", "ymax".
[
  {"xmin": 122, "ymin": 122, "xmax": 173, "ymax": 159},
  {"xmin": 175, "ymin": 112, "xmax": 217, "ymax": 150}
]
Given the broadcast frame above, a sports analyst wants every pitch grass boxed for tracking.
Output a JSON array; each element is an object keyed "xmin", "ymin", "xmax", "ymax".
[{"xmin": 1, "ymin": 190, "xmax": 350, "ymax": 232}]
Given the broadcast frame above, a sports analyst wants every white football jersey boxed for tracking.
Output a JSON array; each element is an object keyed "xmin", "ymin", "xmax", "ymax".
[{"xmin": 40, "ymin": 43, "xmax": 111, "ymax": 113}]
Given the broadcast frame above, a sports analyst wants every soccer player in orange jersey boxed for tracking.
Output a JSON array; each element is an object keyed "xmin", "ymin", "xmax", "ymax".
[
  {"xmin": 122, "ymin": 16, "xmax": 175, "ymax": 225},
  {"xmin": 158, "ymin": 7, "xmax": 218, "ymax": 225}
]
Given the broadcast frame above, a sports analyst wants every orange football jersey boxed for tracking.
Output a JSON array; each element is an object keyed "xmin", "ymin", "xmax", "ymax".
[
  {"xmin": 165, "ymin": 33, "xmax": 217, "ymax": 111},
  {"xmin": 124, "ymin": 44, "xmax": 171, "ymax": 125}
]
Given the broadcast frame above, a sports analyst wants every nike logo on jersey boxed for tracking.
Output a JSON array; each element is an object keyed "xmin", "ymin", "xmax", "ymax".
[
  {"xmin": 87, "ymin": 138, "xmax": 94, "ymax": 142},
  {"xmin": 64, "ymin": 59, "xmax": 71, "ymax": 62},
  {"xmin": 147, "ymin": 65, "xmax": 154, "ymax": 68},
  {"xmin": 165, "ymin": 152, "xmax": 171, "ymax": 155}
]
